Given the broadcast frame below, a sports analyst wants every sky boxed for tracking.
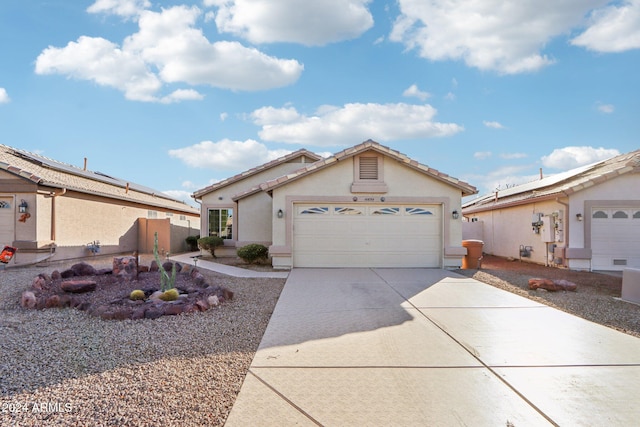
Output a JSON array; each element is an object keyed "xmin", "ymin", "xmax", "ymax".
[{"xmin": 0, "ymin": 0, "xmax": 638, "ymax": 206}]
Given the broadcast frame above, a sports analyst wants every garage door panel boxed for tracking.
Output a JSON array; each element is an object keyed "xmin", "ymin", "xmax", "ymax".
[
  {"xmin": 293, "ymin": 203, "xmax": 442, "ymax": 268},
  {"xmin": 591, "ymin": 208, "xmax": 640, "ymax": 270}
]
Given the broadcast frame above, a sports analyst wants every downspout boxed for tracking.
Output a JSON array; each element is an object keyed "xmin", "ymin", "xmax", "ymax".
[
  {"xmin": 556, "ymin": 194, "xmax": 570, "ymax": 268},
  {"xmin": 49, "ymin": 188, "xmax": 67, "ymax": 241}
]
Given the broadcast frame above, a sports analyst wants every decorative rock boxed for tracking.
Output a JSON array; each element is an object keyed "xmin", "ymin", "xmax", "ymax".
[
  {"xmin": 207, "ymin": 295, "xmax": 219, "ymax": 307},
  {"xmin": 131, "ymin": 307, "xmax": 146, "ymax": 320},
  {"xmin": 553, "ymin": 279, "xmax": 578, "ymax": 291},
  {"xmin": 144, "ymin": 306, "xmax": 163, "ymax": 319},
  {"xmin": 61, "ymin": 280, "xmax": 97, "ymax": 293},
  {"xmin": 163, "ymin": 304, "xmax": 184, "ymax": 316},
  {"xmin": 60, "ymin": 269, "xmax": 75, "ymax": 279},
  {"xmin": 51, "ymin": 270, "xmax": 62, "ymax": 280},
  {"xmin": 193, "ymin": 273, "xmax": 207, "ymax": 287},
  {"xmin": 149, "ymin": 260, "xmax": 159, "ymax": 272},
  {"xmin": 45, "ymin": 295, "xmax": 61, "ymax": 308},
  {"xmin": 21, "ymin": 291, "xmax": 36, "ymax": 309},
  {"xmin": 149, "ymin": 291, "xmax": 164, "ymax": 302},
  {"xmin": 71, "ymin": 262, "xmax": 98, "ymax": 277},
  {"xmin": 195, "ymin": 299, "xmax": 209, "ymax": 311},
  {"xmin": 138, "ymin": 265, "xmax": 150, "ymax": 273},
  {"xmin": 96, "ymin": 268, "xmax": 112, "ymax": 275},
  {"xmin": 529, "ymin": 278, "xmax": 577, "ymax": 292},
  {"xmin": 112, "ymin": 256, "xmax": 138, "ymax": 282},
  {"xmin": 31, "ymin": 274, "xmax": 49, "ymax": 291}
]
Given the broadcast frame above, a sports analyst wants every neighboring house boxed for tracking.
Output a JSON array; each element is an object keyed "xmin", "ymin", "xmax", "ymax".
[
  {"xmin": 193, "ymin": 140, "xmax": 477, "ymax": 269},
  {"xmin": 0, "ymin": 144, "xmax": 200, "ymax": 266},
  {"xmin": 462, "ymin": 149, "xmax": 640, "ymax": 271}
]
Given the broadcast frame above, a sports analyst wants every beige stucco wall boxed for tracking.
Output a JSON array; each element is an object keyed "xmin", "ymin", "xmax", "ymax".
[
  {"xmin": 198, "ymin": 158, "xmax": 313, "ymax": 246},
  {"xmin": 269, "ymin": 154, "xmax": 465, "ymax": 269},
  {"xmin": 236, "ymin": 191, "xmax": 273, "ymax": 246},
  {"xmin": 465, "ymin": 199, "xmax": 564, "ymax": 266}
]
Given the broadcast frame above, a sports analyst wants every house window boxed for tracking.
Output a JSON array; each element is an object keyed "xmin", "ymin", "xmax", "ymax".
[
  {"xmin": 209, "ymin": 208, "xmax": 233, "ymax": 239},
  {"xmin": 148, "ymin": 210, "xmax": 158, "ymax": 218}
]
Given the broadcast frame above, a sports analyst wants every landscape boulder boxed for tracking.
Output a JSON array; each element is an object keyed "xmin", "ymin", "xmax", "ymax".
[{"xmin": 61, "ymin": 280, "xmax": 97, "ymax": 293}]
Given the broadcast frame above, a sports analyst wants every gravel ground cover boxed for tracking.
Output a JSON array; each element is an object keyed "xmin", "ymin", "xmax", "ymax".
[
  {"xmin": 2, "ymin": 253, "xmax": 639, "ymax": 426},
  {"xmin": 0, "ymin": 255, "xmax": 285, "ymax": 427},
  {"xmin": 456, "ymin": 255, "xmax": 640, "ymax": 338}
]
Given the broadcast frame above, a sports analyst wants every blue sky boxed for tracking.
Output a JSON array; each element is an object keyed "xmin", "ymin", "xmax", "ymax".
[{"xmin": 1, "ymin": 0, "xmax": 638, "ymax": 206}]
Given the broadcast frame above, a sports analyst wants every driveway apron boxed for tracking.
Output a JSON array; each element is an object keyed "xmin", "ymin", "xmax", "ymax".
[{"xmin": 225, "ymin": 268, "xmax": 640, "ymax": 426}]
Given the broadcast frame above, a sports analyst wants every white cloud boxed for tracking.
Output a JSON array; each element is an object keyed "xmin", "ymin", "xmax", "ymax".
[
  {"xmin": 473, "ymin": 151, "xmax": 492, "ymax": 160},
  {"xmin": 87, "ymin": 0, "xmax": 150, "ymax": 18},
  {"xmin": 597, "ymin": 103, "xmax": 615, "ymax": 113},
  {"xmin": 206, "ymin": 0, "xmax": 374, "ymax": 46},
  {"xmin": 220, "ymin": 112, "xmax": 229, "ymax": 121},
  {"xmin": 483, "ymin": 120, "xmax": 505, "ymax": 129},
  {"xmin": 571, "ymin": 0, "xmax": 640, "ymax": 52},
  {"xmin": 168, "ymin": 139, "xmax": 292, "ymax": 171},
  {"xmin": 251, "ymin": 102, "xmax": 463, "ymax": 146},
  {"xmin": 402, "ymin": 84, "xmax": 431, "ymax": 101},
  {"xmin": 0, "ymin": 88, "xmax": 10, "ymax": 103},
  {"xmin": 541, "ymin": 146, "xmax": 620, "ymax": 170},
  {"xmin": 444, "ymin": 92, "xmax": 456, "ymax": 101},
  {"xmin": 390, "ymin": 0, "xmax": 609, "ymax": 74},
  {"xmin": 35, "ymin": 6, "xmax": 303, "ymax": 102}
]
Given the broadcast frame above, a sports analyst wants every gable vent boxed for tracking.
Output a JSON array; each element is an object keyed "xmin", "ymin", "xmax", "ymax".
[
  {"xmin": 359, "ymin": 157, "xmax": 378, "ymax": 180},
  {"xmin": 613, "ymin": 259, "xmax": 628, "ymax": 266}
]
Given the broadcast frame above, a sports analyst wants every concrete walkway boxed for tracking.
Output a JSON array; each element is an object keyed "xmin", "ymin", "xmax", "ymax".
[
  {"xmin": 168, "ymin": 252, "xmax": 289, "ymax": 279},
  {"xmin": 225, "ymin": 268, "xmax": 640, "ymax": 426}
]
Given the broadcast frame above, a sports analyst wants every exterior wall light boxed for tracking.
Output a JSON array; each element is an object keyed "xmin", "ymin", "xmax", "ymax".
[
  {"xmin": 452, "ymin": 210, "xmax": 459, "ymax": 220},
  {"xmin": 277, "ymin": 209, "xmax": 284, "ymax": 218},
  {"xmin": 576, "ymin": 213, "xmax": 583, "ymax": 221},
  {"xmin": 18, "ymin": 199, "xmax": 28, "ymax": 213}
]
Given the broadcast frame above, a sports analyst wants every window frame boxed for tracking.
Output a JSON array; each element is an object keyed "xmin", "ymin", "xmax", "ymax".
[{"xmin": 208, "ymin": 207, "xmax": 234, "ymax": 240}]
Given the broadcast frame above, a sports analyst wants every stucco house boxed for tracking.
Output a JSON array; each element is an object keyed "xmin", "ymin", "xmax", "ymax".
[
  {"xmin": 0, "ymin": 144, "xmax": 200, "ymax": 266},
  {"xmin": 462, "ymin": 149, "xmax": 640, "ymax": 271},
  {"xmin": 193, "ymin": 140, "xmax": 477, "ymax": 269}
]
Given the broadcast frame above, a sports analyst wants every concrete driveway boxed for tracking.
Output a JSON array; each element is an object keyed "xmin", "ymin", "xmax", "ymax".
[{"xmin": 225, "ymin": 268, "xmax": 640, "ymax": 426}]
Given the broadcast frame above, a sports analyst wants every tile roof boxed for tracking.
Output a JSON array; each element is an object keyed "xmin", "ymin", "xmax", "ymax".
[
  {"xmin": 258, "ymin": 140, "xmax": 477, "ymax": 196},
  {"xmin": 192, "ymin": 149, "xmax": 322, "ymax": 198},
  {"xmin": 463, "ymin": 149, "xmax": 640, "ymax": 213},
  {"xmin": 0, "ymin": 144, "xmax": 198, "ymax": 214}
]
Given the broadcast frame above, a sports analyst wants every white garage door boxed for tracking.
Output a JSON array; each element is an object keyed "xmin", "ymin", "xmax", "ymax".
[
  {"xmin": 293, "ymin": 204, "xmax": 442, "ymax": 268},
  {"xmin": 591, "ymin": 207, "xmax": 640, "ymax": 270},
  {"xmin": 0, "ymin": 197, "xmax": 15, "ymax": 248}
]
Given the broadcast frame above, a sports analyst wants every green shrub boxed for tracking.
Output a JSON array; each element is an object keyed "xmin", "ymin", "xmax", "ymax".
[
  {"xmin": 237, "ymin": 244, "xmax": 269, "ymax": 264},
  {"xmin": 185, "ymin": 235, "xmax": 200, "ymax": 251},
  {"xmin": 198, "ymin": 236, "xmax": 224, "ymax": 258}
]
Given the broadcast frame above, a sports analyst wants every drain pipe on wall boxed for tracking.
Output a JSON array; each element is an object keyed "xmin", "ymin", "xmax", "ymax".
[
  {"xmin": 556, "ymin": 196, "xmax": 569, "ymax": 267},
  {"xmin": 47, "ymin": 188, "xmax": 67, "ymax": 241}
]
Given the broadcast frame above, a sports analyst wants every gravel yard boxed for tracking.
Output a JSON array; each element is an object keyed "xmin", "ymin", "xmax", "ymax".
[
  {"xmin": 2, "ymin": 253, "xmax": 639, "ymax": 426},
  {"xmin": 0, "ymin": 255, "xmax": 285, "ymax": 427},
  {"xmin": 456, "ymin": 255, "xmax": 640, "ymax": 338}
]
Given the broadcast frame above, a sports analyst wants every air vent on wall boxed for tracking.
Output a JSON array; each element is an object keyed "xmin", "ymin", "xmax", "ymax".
[{"xmin": 613, "ymin": 259, "xmax": 628, "ymax": 266}]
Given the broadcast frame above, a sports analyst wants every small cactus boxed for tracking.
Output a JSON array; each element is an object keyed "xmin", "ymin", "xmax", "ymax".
[
  {"xmin": 129, "ymin": 289, "xmax": 145, "ymax": 301},
  {"xmin": 159, "ymin": 288, "xmax": 179, "ymax": 302}
]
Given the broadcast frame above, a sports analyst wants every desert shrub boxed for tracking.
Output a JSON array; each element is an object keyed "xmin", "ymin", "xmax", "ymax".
[
  {"xmin": 185, "ymin": 235, "xmax": 200, "ymax": 251},
  {"xmin": 237, "ymin": 244, "xmax": 269, "ymax": 264},
  {"xmin": 159, "ymin": 288, "xmax": 179, "ymax": 301},
  {"xmin": 129, "ymin": 289, "xmax": 145, "ymax": 301},
  {"xmin": 198, "ymin": 236, "xmax": 224, "ymax": 258}
]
